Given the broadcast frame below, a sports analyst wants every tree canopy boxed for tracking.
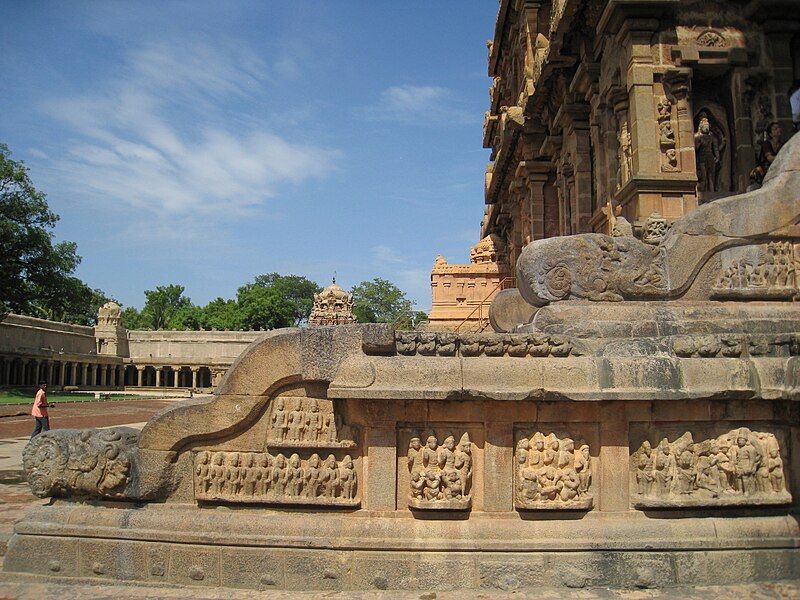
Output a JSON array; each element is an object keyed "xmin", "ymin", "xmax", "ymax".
[
  {"xmin": 350, "ymin": 278, "xmax": 417, "ymax": 326},
  {"xmin": 0, "ymin": 143, "xmax": 110, "ymax": 324}
]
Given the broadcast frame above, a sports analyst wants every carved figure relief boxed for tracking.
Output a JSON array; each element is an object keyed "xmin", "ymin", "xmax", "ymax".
[
  {"xmin": 393, "ymin": 331, "xmax": 579, "ymax": 358},
  {"xmin": 712, "ymin": 242, "xmax": 798, "ymax": 299},
  {"xmin": 616, "ymin": 118, "xmax": 632, "ymax": 189},
  {"xmin": 694, "ymin": 113, "xmax": 726, "ymax": 193},
  {"xmin": 194, "ymin": 450, "xmax": 359, "ymax": 506},
  {"xmin": 696, "ymin": 30, "xmax": 726, "ymax": 47},
  {"xmin": 515, "ymin": 432, "xmax": 593, "ymax": 510},
  {"xmin": 267, "ymin": 397, "xmax": 357, "ymax": 448},
  {"xmin": 642, "ymin": 213, "xmax": 669, "ymax": 245},
  {"xmin": 407, "ymin": 431, "xmax": 472, "ymax": 510},
  {"xmin": 23, "ymin": 427, "xmax": 139, "ymax": 499},
  {"xmin": 631, "ymin": 428, "xmax": 791, "ymax": 508},
  {"xmin": 657, "ymin": 97, "xmax": 679, "ymax": 172}
]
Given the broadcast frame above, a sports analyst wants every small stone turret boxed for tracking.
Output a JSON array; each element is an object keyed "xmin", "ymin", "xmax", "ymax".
[
  {"xmin": 308, "ymin": 279, "xmax": 356, "ymax": 326},
  {"xmin": 94, "ymin": 301, "xmax": 128, "ymax": 356}
]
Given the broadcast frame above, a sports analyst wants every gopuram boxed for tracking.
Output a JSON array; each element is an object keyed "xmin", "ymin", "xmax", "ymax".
[{"xmin": 5, "ymin": 0, "xmax": 800, "ymax": 593}]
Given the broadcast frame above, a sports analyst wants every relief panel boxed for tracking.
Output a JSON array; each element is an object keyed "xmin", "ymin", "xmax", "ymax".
[
  {"xmin": 194, "ymin": 450, "xmax": 359, "ymax": 507},
  {"xmin": 514, "ymin": 425, "xmax": 597, "ymax": 510},
  {"xmin": 267, "ymin": 397, "xmax": 358, "ymax": 449},
  {"xmin": 630, "ymin": 425, "xmax": 791, "ymax": 508},
  {"xmin": 399, "ymin": 426, "xmax": 481, "ymax": 511},
  {"xmin": 711, "ymin": 241, "xmax": 798, "ymax": 300}
]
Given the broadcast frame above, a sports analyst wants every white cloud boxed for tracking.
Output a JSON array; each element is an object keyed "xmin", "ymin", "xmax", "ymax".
[
  {"xmin": 360, "ymin": 84, "xmax": 475, "ymax": 124},
  {"xmin": 41, "ymin": 41, "xmax": 336, "ymax": 219}
]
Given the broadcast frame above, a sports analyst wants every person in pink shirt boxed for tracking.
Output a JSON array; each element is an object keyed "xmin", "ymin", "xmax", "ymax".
[{"xmin": 31, "ymin": 382, "xmax": 51, "ymax": 439}]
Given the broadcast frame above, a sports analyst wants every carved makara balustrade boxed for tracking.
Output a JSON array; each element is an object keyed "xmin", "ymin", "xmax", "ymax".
[
  {"xmin": 631, "ymin": 428, "xmax": 791, "ymax": 508},
  {"xmin": 405, "ymin": 430, "xmax": 473, "ymax": 510},
  {"xmin": 194, "ymin": 450, "xmax": 359, "ymax": 506},
  {"xmin": 515, "ymin": 432, "xmax": 593, "ymax": 510}
]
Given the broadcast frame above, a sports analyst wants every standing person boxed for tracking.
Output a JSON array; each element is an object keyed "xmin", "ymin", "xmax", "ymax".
[{"xmin": 31, "ymin": 382, "xmax": 50, "ymax": 439}]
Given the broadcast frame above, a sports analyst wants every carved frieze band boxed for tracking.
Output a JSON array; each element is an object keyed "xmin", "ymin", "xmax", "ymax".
[
  {"xmin": 712, "ymin": 242, "xmax": 798, "ymax": 300},
  {"xmin": 268, "ymin": 397, "xmax": 358, "ymax": 449},
  {"xmin": 657, "ymin": 96, "xmax": 679, "ymax": 173},
  {"xmin": 515, "ymin": 432, "xmax": 593, "ymax": 510},
  {"xmin": 671, "ymin": 333, "xmax": 798, "ymax": 358},
  {"xmin": 407, "ymin": 431, "xmax": 473, "ymax": 510},
  {"xmin": 394, "ymin": 332, "xmax": 579, "ymax": 358},
  {"xmin": 631, "ymin": 428, "xmax": 791, "ymax": 508},
  {"xmin": 194, "ymin": 450, "xmax": 359, "ymax": 506}
]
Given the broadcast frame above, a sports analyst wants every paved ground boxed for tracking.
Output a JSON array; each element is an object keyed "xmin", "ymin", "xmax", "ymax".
[
  {"xmin": 0, "ymin": 398, "xmax": 178, "ymax": 438},
  {"xmin": 0, "ymin": 577, "xmax": 797, "ymax": 599}
]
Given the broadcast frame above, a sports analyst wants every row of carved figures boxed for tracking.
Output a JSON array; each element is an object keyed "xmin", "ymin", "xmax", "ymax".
[
  {"xmin": 195, "ymin": 451, "xmax": 357, "ymax": 501},
  {"xmin": 715, "ymin": 242, "xmax": 797, "ymax": 291},
  {"xmin": 515, "ymin": 433, "xmax": 592, "ymax": 504},
  {"xmin": 634, "ymin": 428, "xmax": 785, "ymax": 499},
  {"xmin": 269, "ymin": 398, "xmax": 354, "ymax": 446},
  {"xmin": 407, "ymin": 433, "xmax": 472, "ymax": 504}
]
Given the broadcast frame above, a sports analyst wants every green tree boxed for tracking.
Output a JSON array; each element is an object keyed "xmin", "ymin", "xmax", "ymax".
[
  {"xmin": 138, "ymin": 284, "xmax": 192, "ymax": 330},
  {"xmin": 0, "ymin": 143, "xmax": 98, "ymax": 319},
  {"xmin": 236, "ymin": 284, "xmax": 295, "ymax": 331},
  {"xmin": 34, "ymin": 278, "xmax": 112, "ymax": 326},
  {"xmin": 120, "ymin": 306, "xmax": 144, "ymax": 329},
  {"xmin": 199, "ymin": 297, "xmax": 242, "ymax": 330},
  {"xmin": 251, "ymin": 273, "xmax": 321, "ymax": 325},
  {"xmin": 350, "ymin": 278, "xmax": 415, "ymax": 324}
]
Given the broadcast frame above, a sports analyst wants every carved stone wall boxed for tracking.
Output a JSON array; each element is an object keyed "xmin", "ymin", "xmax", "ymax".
[
  {"xmin": 266, "ymin": 397, "xmax": 358, "ymax": 448},
  {"xmin": 630, "ymin": 426, "xmax": 791, "ymax": 508},
  {"xmin": 514, "ymin": 429, "xmax": 594, "ymax": 510},
  {"xmin": 194, "ymin": 450, "xmax": 359, "ymax": 506}
]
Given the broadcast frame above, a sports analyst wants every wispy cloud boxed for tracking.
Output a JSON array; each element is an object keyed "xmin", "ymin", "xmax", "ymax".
[
  {"xmin": 359, "ymin": 84, "xmax": 476, "ymax": 124},
  {"xmin": 368, "ymin": 245, "xmax": 431, "ymax": 311},
  {"xmin": 41, "ymin": 40, "xmax": 337, "ymax": 219}
]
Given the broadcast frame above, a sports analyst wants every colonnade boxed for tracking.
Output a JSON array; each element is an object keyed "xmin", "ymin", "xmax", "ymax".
[
  {"xmin": 0, "ymin": 356, "xmax": 124, "ymax": 388},
  {"xmin": 123, "ymin": 365, "xmax": 215, "ymax": 389},
  {"xmin": 0, "ymin": 356, "xmax": 219, "ymax": 390}
]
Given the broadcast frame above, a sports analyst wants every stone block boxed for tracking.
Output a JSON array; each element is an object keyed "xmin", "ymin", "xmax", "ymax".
[
  {"xmin": 220, "ymin": 547, "xmax": 285, "ymax": 590},
  {"xmin": 283, "ymin": 549, "xmax": 347, "ymax": 591},
  {"xmin": 77, "ymin": 539, "xmax": 147, "ymax": 581},
  {"xmin": 167, "ymin": 545, "xmax": 221, "ymax": 587}
]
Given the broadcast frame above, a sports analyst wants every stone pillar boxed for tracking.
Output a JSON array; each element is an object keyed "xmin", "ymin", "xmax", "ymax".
[
  {"xmin": 484, "ymin": 422, "xmax": 514, "ymax": 512},
  {"xmin": 47, "ymin": 361, "xmax": 54, "ymax": 385},
  {"xmin": 191, "ymin": 368, "xmax": 199, "ymax": 389},
  {"xmin": 82, "ymin": 363, "xmax": 89, "ymax": 387},
  {"xmin": 365, "ymin": 427, "xmax": 396, "ymax": 510},
  {"xmin": 173, "ymin": 367, "xmax": 180, "ymax": 388},
  {"xmin": 137, "ymin": 367, "xmax": 143, "ymax": 387},
  {"xmin": 599, "ymin": 402, "xmax": 629, "ymax": 511},
  {"xmin": 31, "ymin": 359, "xmax": 40, "ymax": 384},
  {"xmin": 2, "ymin": 359, "xmax": 10, "ymax": 385},
  {"xmin": 156, "ymin": 368, "xmax": 162, "ymax": 388},
  {"xmin": 69, "ymin": 362, "xmax": 77, "ymax": 386},
  {"xmin": 58, "ymin": 362, "xmax": 66, "ymax": 387},
  {"xmin": 100, "ymin": 365, "xmax": 108, "ymax": 387}
]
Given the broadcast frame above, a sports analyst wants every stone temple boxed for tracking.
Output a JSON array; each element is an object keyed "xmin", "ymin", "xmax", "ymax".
[{"xmin": 4, "ymin": 0, "xmax": 800, "ymax": 593}]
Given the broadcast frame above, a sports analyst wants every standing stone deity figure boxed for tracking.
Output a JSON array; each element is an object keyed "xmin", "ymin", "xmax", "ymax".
[
  {"xmin": 304, "ymin": 400, "xmax": 322, "ymax": 443},
  {"xmin": 529, "ymin": 433, "xmax": 545, "ymax": 469},
  {"xmin": 733, "ymin": 429, "xmax": 758, "ymax": 494},
  {"xmin": 636, "ymin": 441, "xmax": 655, "ymax": 495},
  {"xmin": 653, "ymin": 440, "xmax": 675, "ymax": 495},
  {"xmin": 321, "ymin": 454, "xmax": 339, "ymax": 498},
  {"xmin": 271, "ymin": 399, "xmax": 288, "ymax": 441},
  {"xmin": 257, "ymin": 454, "xmax": 272, "ymax": 496},
  {"xmin": 323, "ymin": 411, "xmax": 337, "ymax": 444},
  {"xmin": 242, "ymin": 454, "xmax": 259, "ymax": 496},
  {"xmin": 768, "ymin": 445, "xmax": 785, "ymax": 493},
  {"xmin": 224, "ymin": 453, "xmax": 242, "ymax": 496},
  {"xmin": 674, "ymin": 450, "xmax": 696, "ymax": 494},
  {"xmin": 454, "ymin": 433, "xmax": 472, "ymax": 495},
  {"xmin": 271, "ymin": 453, "xmax": 288, "ymax": 496},
  {"xmin": 287, "ymin": 453, "xmax": 303, "ymax": 496},
  {"xmin": 694, "ymin": 115, "xmax": 721, "ymax": 193},
  {"xmin": 195, "ymin": 451, "xmax": 211, "ymax": 494},
  {"xmin": 210, "ymin": 453, "xmax": 225, "ymax": 495},
  {"xmin": 437, "ymin": 435, "xmax": 456, "ymax": 471},
  {"xmin": 422, "ymin": 435, "xmax": 439, "ymax": 470},
  {"xmin": 408, "ymin": 436, "xmax": 423, "ymax": 472},
  {"xmin": 339, "ymin": 455, "xmax": 357, "ymax": 499},
  {"xmin": 304, "ymin": 453, "xmax": 322, "ymax": 498},
  {"xmin": 694, "ymin": 444, "xmax": 720, "ymax": 497},
  {"xmin": 617, "ymin": 120, "xmax": 632, "ymax": 189},
  {"xmin": 575, "ymin": 444, "xmax": 591, "ymax": 495},
  {"xmin": 287, "ymin": 403, "xmax": 305, "ymax": 442}
]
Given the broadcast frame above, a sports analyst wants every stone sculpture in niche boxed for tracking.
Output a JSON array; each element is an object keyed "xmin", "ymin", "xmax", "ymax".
[
  {"xmin": 407, "ymin": 432, "xmax": 472, "ymax": 510},
  {"xmin": 642, "ymin": 213, "xmax": 669, "ymax": 245},
  {"xmin": 694, "ymin": 114, "xmax": 724, "ymax": 193},
  {"xmin": 194, "ymin": 450, "xmax": 358, "ymax": 506},
  {"xmin": 267, "ymin": 397, "xmax": 357, "ymax": 448},
  {"xmin": 515, "ymin": 432, "xmax": 593, "ymax": 509},
  {"xmin": 631, "ymin": 428, "xmax": 791, "ymax": 508},
  {"xmin": 712, "ymin": 241, "xmax": 798, "ymax": 299},
  {"xmin": 657, "ymin": 97, "xmax": 679, "ymax": 172},
  {"xmin": 23, "ymin": 427, "xmax": 139, "ymax": 499}
]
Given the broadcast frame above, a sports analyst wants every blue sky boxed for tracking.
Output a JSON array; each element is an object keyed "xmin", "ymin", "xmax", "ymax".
[{"xmin": 0, "ymin": 1, "xmax": 497, "ymax": 312}]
